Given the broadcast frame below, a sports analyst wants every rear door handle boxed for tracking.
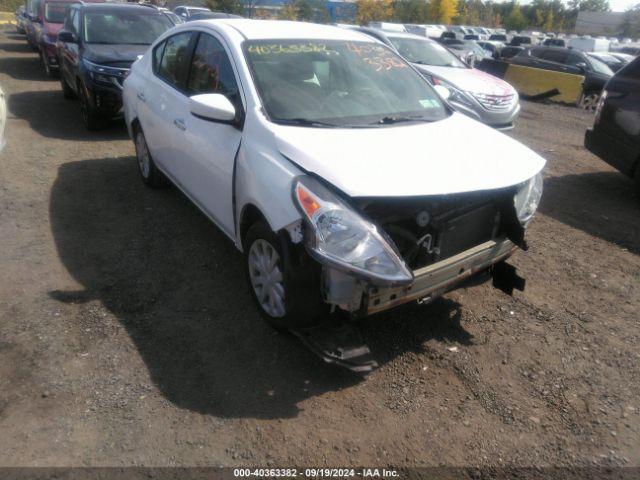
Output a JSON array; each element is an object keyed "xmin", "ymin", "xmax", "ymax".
[
  {"xmin": 173, "ymin": 119, "xmax": 186, "ymax": 131},
  {"xmin": 137, "ymin": 91, "xmax": 146, "ymax": 102}
]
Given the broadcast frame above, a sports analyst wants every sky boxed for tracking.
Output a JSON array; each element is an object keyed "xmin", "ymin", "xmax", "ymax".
[{"xmin": 606, "ymin": 0, "xmax": 636, "ymax": 11}]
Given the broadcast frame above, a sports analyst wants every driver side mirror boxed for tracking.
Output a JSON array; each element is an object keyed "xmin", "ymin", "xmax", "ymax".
[
  {"xmin": 58, "ymin": 30, "xmax": 76, "ymax": 43},
  {"xmin": 575, "ymin": 62, "xmax": 588, "ymax": 72},
  {"xmin": 190, "ymin": 93, "xmax": 236, "ymax": 124}
]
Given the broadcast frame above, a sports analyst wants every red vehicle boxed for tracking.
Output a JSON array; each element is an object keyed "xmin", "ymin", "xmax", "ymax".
[{"xmin": 38, "ymin": 0, "xmax": 103, "ymax": 76}]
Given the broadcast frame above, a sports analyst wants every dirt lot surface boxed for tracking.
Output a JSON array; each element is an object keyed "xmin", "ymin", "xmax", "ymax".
[{"xmin": 0, "ymin": 29, "xmax": 639, "ymax": 470}]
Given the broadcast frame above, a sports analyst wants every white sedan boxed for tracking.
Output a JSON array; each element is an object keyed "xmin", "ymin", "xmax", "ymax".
[{"xmin": 123, "ymin": 20, "xmax": 545, "ymax": 331}]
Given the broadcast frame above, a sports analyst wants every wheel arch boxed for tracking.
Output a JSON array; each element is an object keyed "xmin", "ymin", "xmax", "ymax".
[{"xmin": 239, "ymin": 203, "xmax": 269, "ymax": 251}]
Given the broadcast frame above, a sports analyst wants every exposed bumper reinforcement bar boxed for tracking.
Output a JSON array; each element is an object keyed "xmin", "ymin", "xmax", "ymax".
[{"xmin": 366, "ymin": 238, "xmax": 517, "ymax": 315}]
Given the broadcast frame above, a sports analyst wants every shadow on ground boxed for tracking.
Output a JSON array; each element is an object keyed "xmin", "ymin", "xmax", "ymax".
[
  {"xmin": 0, "ymin": 56, "xmax": 51, "ymax": 82},
  {"xmin": 9, "ymin": 90, "xmax": 128, "ymax": 141},
  {"xmin": 0, "ymin": 39, "xmax": 35, "ymax": 54},
  {"xmin": 540, "ymin": 171, "xmax": 640, "ymax": 255},
  {"xmin": 48, "ymin": 156, "xmax": 472, "ymax": 419}
]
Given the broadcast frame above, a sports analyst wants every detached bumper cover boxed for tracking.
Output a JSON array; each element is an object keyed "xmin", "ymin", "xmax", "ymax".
[{"xmin": 366, "ymin": 237, "xmax": 517, "ymax": 314}]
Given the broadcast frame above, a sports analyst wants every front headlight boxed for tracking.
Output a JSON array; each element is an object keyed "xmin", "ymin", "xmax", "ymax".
[
  {"xmin": 438, "ymin": 80, "xmax": 474, "ymax": 108},
  {"xmin": 293, "ymin": 176, "xmax": 413, "ymax": 285},
  {"xmin": 514, "ymin": 172, "xmax": 543, "ymax": 227},
  {"xmin": 83, "ymin": 59, "xmax": 127, "ymax": 86}
]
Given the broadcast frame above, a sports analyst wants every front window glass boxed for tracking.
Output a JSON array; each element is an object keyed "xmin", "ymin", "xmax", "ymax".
[
  {"xmin": 84, "ymin": 11, "xmax": 173, "ymax": 45},
  {"xmin": 157, "ymin": 32, "xmax": 192, "ymax": 87},
  {"xmin": 244, "ymin": 40, "xmax": 448, "ymax": 127},
  {"xmin": 388, "ymin": 37, "xmax": 466, "ymax": 68},
  {"xmin": 44, "ymin": 1, "xmax": 71, "ymax": 22},
  {"xmin": 187, "ymin": 34, "xmax": 239, "ymax": 98}
]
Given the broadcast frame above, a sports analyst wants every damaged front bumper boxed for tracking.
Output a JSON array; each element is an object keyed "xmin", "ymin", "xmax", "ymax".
[{"xmin": 324, "ymin": 237, "xmax": 519, "ymax": 316}]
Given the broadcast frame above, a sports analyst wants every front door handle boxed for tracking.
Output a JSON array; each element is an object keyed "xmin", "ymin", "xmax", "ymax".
[
  {"xmin": 137, "ymin": 91, "xmax": 146, "ymax": 102},
  {"xmin": 173, "ymin": 118, "xmax": 186, "ymax": 131}
]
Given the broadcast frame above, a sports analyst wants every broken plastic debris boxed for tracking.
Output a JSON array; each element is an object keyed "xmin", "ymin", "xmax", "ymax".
[
  {"xmin": 290, "ymin": 321, "xmax": 378, "ymax": 374},
  {"xmin": 446, "ymin": 346, "xmax": 459, "ymax": 353}
]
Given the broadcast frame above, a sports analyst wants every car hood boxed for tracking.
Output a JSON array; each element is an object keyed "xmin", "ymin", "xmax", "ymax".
[
  {"xmin": 82, "ymin": 44, "xmax": 149, "ymax": 67},
  {"xmin": 416, "ymin": 64, "xmax": 516, "ymax": 96},
  {"xmin": 272, "ymin": 112, "xmax": 545, "ymax": 198}
]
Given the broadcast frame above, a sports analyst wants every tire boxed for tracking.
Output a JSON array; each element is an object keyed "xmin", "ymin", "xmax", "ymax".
[
  {"xmin": 133, "ymin": 126, "xmax": 169, "ymax": 188},
  {"xmin": 78, "ymin": 81, "xmax": 105, "ymax": 130},
  {"xmin": 580, "ymin": 91, "xmax": 600, "ymax": 112},
  {"xmin": 59, "ymin": 71, "xmax": 76, "ymax": 99},
  {"xmin": 244, "ymin": 221, "xmax": 327, "ymax": 331},
  {"xmin": 40, "ymin": 51, "xmax": 57, "ymax": 78}
]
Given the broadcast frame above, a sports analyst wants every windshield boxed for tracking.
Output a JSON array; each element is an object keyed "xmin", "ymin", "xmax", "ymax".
[
  {"xmin": 44, "ymin": 1, "xmax": 72, "ymax": 23},
  {"xmin": 588, "ymin": 56, "xmax": 614, "ymax": 75},
  {"xmin": 589, "ymin": 53, "xmax": 620, "ymax": 64},
  {"xmin": 389, "ymin": 37, "xmax": 466, "ymax": 68},
  {"xmin": 84, "ymin": 11, "xmax": 173, "ymax": 45},
  {"xmin": 244, "ymin": 40, "xmax": 448, "ymax": 127}
]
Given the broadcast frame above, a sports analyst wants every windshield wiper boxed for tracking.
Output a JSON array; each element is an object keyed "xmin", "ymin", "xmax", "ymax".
[
  {"xmin": 277, "ymin": 118, "xmax": 339, "ymax": 128},
  {"xmin": 373, "ymin": 115, "xmax": 434, "ymax": 125}
]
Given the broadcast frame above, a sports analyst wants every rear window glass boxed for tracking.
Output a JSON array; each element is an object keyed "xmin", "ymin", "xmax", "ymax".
[{"xmin": 45, "ymin": 1, "xmax": 72, "ymax": 23}]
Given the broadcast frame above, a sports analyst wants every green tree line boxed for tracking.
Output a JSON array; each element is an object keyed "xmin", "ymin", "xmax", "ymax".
[{"xmin": 206, "ymin": 0, "xmax": 620, "ymax": 33}]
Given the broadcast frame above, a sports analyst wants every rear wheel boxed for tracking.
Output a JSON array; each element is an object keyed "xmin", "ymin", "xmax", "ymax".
[
  {"xmin": 134, "ymin": 126, "xmax": 169, "ymax": 188},
  {"xmin": 580, "ymin": 91, "xmax": 600, "ymax": 112},
  {"xmin": 244, "ymin": 221, "xmax": 327, "ymax": 331}
]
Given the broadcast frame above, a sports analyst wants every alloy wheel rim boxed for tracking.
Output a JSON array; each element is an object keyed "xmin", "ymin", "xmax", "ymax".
[
  {"xmin": 136, "ymin": 133, "xmax": 151, "ymax": 178},
  {"xmin": 581, "ymin": 93, "xmax": 599, "ymax": 111},
  {"xmin": 248, "ymin": 239, "xmax": 286, "ymax": 318}
]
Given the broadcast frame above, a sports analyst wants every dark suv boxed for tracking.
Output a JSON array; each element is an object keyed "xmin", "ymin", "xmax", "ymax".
[
  {"xmin": 508, "ymin": 46, "xmax": 613, "ymax": 109},
  {"xmin": 585, "ymin": 58, "xmax": 640, "ymax": 186},
  {"xmin": 56, "ymin": 2, "xmax": 173, "ymax": 129}
]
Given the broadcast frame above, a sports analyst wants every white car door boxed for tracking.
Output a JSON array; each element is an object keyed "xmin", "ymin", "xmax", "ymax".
[
  {"xmin": 169, "ymin": 31, "xmax": 243, "ymax": 237},
  {"xmin": 137, "ymin": 31, "xmax": 195, "ymax": 175}
]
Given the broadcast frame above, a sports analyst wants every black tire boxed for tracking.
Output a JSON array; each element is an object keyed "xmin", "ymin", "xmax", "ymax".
[
  {"xmin": 59, "ymin": 71, "xmax": 76, "ymax": 99},
  {"xmin": 133, "ymin": 126, "xmax": 169, "ymax": 188},
  {"xmin": 78, "ymin": 81, "xmax": 105, "ymax": 130},
  {"xmin": 40, "ymin": 50, "xmax": 57, "ymax": 78},
  {"xmin": 244, "ymin": 221, "xmax": 327, "ymax": 331}
]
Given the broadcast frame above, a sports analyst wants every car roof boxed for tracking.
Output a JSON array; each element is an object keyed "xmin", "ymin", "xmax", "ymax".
[
  {"xmin": 206, "ymin": 19, "xmax": 370, "ymax": 41},
  {"xmin": 381, "ymin": 31, "xmax": 434, "ymax": 42},
  {"xmin": 77, "ymin": 3, "xmax": 162, "ymax": 12}
]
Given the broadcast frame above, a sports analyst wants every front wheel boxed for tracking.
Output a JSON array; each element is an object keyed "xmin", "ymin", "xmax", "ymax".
[
  {"xmin": 134, "ymin": 127, "xmax": 168, "ymax": 188},
  {"xmin": 59, "ymin": 70, "xmax": 76, "ymax": 99},
  {"xmin": 40, "ymin": 51, "xmax": 56, "ymax": 78},
  {"xmin": 78, "ymin": 82, "xmax": 105, "ymax": 130},
  {"xmin": 244, "ymin": 221, "xmax": 327, "ymax": 331}
]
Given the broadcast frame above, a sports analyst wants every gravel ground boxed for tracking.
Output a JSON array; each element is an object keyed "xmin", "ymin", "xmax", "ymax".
[{"xmin": 0, "ymin": 29, "xmax": 639, "ymax": 471}]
